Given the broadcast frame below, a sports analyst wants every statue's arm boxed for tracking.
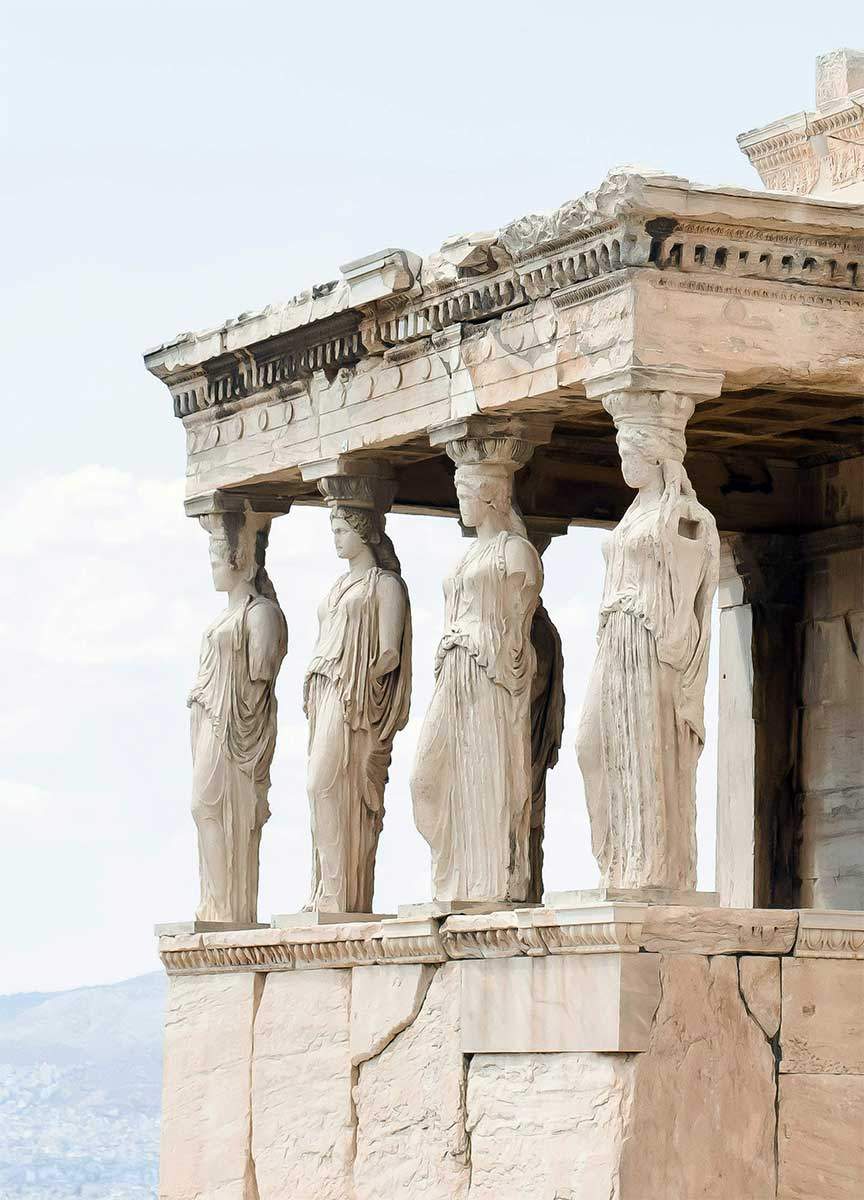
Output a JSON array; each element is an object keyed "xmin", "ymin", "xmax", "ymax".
[
  {"xmin": 372, "ymin": 575, "xmax": 406, "ymax": 679},
  {"xmin": 247, "ymin": 603, "xmax": 287, "ymax": 683},
  {"xmin": 503, "ymin": 536, "xmax": 542, "ymax": 598},
  {"xmin": 658, "ymin": 505, "xmax": 714, "ymax": 667}
]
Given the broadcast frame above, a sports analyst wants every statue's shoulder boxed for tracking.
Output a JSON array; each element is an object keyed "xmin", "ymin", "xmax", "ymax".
[
  {"xmin": 246, "ymin": 595, "xmax": 287, "ymax": 639},
  {"xmin": 375, "ymin": 570, "xmax": 408, "ymax": 603},
  {"xmin": 502, "ymin": 531, "xmax": 541, "ymax": 579}
]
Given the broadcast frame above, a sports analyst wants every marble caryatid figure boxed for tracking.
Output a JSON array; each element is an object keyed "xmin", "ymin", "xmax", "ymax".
[
  {"xmin": 577, "ymin": 389, "xmax": 719, "ymax": 891},
  {"xmin": 412, "ymin": 437, "xmax": 543, "ymax": 903},
  {"xmin": 304, "ymin": 475, "xmax": 411, "ymax": 914},
  {"xmin": 189, "ymin": 510, "xmax": 288, "ymax": 924},
  {"xmin": 525, "ymin": 526, "xmax": 565, "ymax": 904}
]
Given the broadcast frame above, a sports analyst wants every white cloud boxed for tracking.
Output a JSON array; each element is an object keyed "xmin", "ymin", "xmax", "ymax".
[{"xmin": 1, "ymin": 467, "xmax": 205, "ymax": 666}]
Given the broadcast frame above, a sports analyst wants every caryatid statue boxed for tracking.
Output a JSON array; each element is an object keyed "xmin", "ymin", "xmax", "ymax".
[
  {"xmin": 524, "ymin": 521, "xmax": 566, "ymax": 905},
  {"xmin": 577, "ymin": 370, "xmax": 722, "ymax": 891},
  {"xmin": 189, "ymin": 507, "xmax": 288, "ymax": 925},
  {"xmin": 411, "ymin": 427, "xmax": 546, "ymax": 904},
  {"xmin": 304, "ymin": 470, "xmax": 411, "ymax": 914}
]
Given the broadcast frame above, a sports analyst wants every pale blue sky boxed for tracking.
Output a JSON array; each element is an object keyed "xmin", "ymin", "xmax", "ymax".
[{"xmin": 2, "ymin": 2, "xmax": 858, "ymax": 991}]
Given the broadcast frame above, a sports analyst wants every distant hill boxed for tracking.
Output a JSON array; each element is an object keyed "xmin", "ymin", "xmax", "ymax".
[{"xmin": 0, "ymin": 972, "xmax": 165, "ymax": 1200}]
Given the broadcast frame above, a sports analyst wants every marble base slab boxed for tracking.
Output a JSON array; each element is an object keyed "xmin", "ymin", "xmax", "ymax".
[
  {"xmin": 272, "ymin": 911, "xmax": 394, "ymax": 928},
  {"xmin": 545, "ymin": 888, "xmax": 720, "ymax": 908},
  {"xmin": 154, "ymin": 921, "xmax": 270, "ymax": 936},
  {"xmin": 460, "ymin": 952, "xmax": 662, "ymax": 1053},
  {"xmin": 398, "ymin": 900, "xmax": 539, "ymax": 919}
]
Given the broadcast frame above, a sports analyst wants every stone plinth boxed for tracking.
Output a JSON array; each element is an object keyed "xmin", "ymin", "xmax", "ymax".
[{"xmin": 157, "ymin": 904, "xmax": 864, "ymax": 1199}]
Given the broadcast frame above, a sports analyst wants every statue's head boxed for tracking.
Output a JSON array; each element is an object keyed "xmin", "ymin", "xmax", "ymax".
[
  {"xmin": 616, "ymin": 422, "xmax": 686, "ymax": 491},
  {"xmin": 201, "ymin": 512, "xmax": 274, "ymax": 597},
  {"xmin": 329, "ymin": 505, "xmax": 401, "ymax": 574},
  {"xmin": 454, "ymin": 464, "xmax": 514, "ymax": 530}
]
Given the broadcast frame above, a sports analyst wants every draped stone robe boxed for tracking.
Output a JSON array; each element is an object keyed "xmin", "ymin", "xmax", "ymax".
[
  {"xmin": 577, "ymin": 496, "xmax": 718, "ymax": 890},
  {"xmin": 304, "ymin": 567, "xmax": 411, "ymax": 913},
  {"xmin": 412, "ymin": 531, "xmax": 542, "ymax": 903},
  {"xmin": 189, "ymin": 594, "xmax": 287, "ymax": 924}
]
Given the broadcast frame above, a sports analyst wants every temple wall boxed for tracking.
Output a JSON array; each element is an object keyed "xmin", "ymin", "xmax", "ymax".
[
  {"xmin": 716, "ymin": 456, "xmax": 864, "ymax": 909},
  {"xmin": 799, "ymin": 458, "xmax": 864, "ymax": 909},
  {"xmin": 158, "ymin": 910, "xmax": 864, "ymax": 1200}
]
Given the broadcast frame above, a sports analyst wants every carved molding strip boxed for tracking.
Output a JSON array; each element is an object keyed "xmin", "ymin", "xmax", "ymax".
[
  {"xmin": 171, "ymin": 328, "xmax": 364, "ymax": 417},
  {"xmin": 160, "ymin": 942, "xmax": 294, "ymax": 974},
  {"xmin": 650, "ymin": 274, "xmax": 864, "ymax": 309},
  {"xmin": 552, "ymin": 273, "xmax": 631, "ymax": 309},
  {"xmin": 795, "ymin": 912, "xmax": 864, "ymax": 959},
  {"xmin": 796, "ymin": 928, "xmax": 864, "ymax": 958},
  {"xmin": 537, "ymin": 920, "xmax": 643, "ymax": 954},
  {"xmin": 439, "ymin": 925, "xmax": 546, "ymax": 959}
]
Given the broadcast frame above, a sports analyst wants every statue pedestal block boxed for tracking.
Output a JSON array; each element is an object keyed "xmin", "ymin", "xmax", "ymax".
[
  {"xmin": 154, "ymin": 920, "xmax": 269, "ymax": 936},
  {"xmin": 272, "ymin": 911, "xmax": 393, "ymax": 928},
  {"xmin": 397, "ymin": 899, "xmax": 538, "ymax": 919},
  {"xmin": 545, "ymin": 887, "xmax": 719, "ymax": 907}
]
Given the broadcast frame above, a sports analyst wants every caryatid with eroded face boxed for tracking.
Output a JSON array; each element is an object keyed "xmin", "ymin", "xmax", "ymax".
[
  {"xmin": 411, "ymin": 437, "xmax": 543, "ymax": 904},
  {"xmin": 189, "ymin": 510, "xmax": 287, "ymax": 925},
  {"xmin": 304, "ymin": 476, "xmax": 411, "ymax": 914},
  {"xmin": 577, "ymin": 386, "xmax": 719, "ymax": 891}
]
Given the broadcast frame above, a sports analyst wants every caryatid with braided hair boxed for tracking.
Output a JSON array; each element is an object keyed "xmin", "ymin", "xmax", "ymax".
[
  {"xmin": 577, "ymin": 373, "xmax": 721, "ymax": 892},
  {"xmin": 189, "ymin": 509, "xmax": 288, "ymax": 925},
  {"xmin": 304, "ymin": 471, "xmax": 412, "ymax": 915}
]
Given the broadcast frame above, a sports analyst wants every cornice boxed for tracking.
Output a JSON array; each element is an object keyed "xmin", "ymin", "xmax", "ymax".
[{"xmin": 156, "ymin": 903, "xmax": 819, "ymax": 976}]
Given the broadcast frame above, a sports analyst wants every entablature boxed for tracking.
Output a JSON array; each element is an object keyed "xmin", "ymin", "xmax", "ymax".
[{"xmin": 144, "ymin": 170, "xmax": 864, "ymax": 531}]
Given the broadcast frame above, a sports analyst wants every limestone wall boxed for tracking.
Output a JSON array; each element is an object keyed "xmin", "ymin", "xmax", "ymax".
[
  {"xmin": 158, "ymin": 908, "xmax": 864, "ymax": 1200},
  {"xmin": 798, "ymin": 459, "xmax": 864, "ymax": 909}
]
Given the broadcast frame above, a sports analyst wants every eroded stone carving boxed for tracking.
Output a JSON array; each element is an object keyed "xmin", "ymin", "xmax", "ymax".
[
  {"xmin": 577, "ymin": 376, "xmax": 720, "ymax": 891},
  {"xmin": 189, "ymin": 510, "xmax": 287, "ymax": 925},
  {"xmin": 411, "ymin": 433, "xmax": 543, "ymax": 903},
  {"xmin": 305, "ymin": 471, "xmax": 411, "ymax": 913}
]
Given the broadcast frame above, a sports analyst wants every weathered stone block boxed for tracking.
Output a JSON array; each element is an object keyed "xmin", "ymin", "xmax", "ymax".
[
  {"xmin": 800, "ymin": 612, "xmax": 864, "ymax": 705},
  {"xmin": 800, "ymin": 701, "xmax": 863, "ymax": 794},
  {"xmin": 353, "ymin": 962, "xmax": 469, "ymax": 1200},
  {"xmin": 640, "ymin": 905, "xmax": 797, "ymax": 954},
  {"xmin": 350, "ymin": 963, "xmax": 434, "ymax": 1065},
  {"xmin": 800, "ymin": 789, "xmax": 864, "ymax": 910},
  {"xmin": 466, "ymin": 1053, "xmax": 637, "ymax": 1200},
  {"xmin": 781, "ymin": 958, "xmax": 864, "ymax": 1073},
  {"xmin": 159, "ymin": 972, "xmax": 260, "ymax": 1200},
  {"xmin": 739, "ymin": 955, "xmax": 781, "ymax": 1038},
  {"xmin": 251, "ymin": 970, "xmax": 353, "ymax": 1200},
  {"xmin": 460, "ymin": 953, "xmax": 660, "ymax": 1052},
  {"xmin": 778, "ymin": 1074, "xmax": 864, "ymax": 1199},
  {"xmin": 619, "ymin": 955, "xmax": 776, "ymax": 1200},
  {"xmin": 804, "ymin": 548, "xmax": 864, "ymax": 620}
]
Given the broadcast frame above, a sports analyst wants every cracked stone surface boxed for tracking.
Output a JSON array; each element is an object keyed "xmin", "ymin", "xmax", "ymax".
[
  {"xmin": 466, "ymin": 1053, "xmax": 636, "ymax": 1199},
  {"xmin": 350, "ymin": 963, "xmax": 435, "ymax": 1066},
  {"xmin": 353, "ymin": 962, "xmax": 470, "ymax": 1200},
  {"xmin": 781, "ymin": 958, "xmax": 864, "ymax": 1074},
  {"xmin": 618, "ymin": 954, "xmax": 776, "ymax": 1200},
  {"xmin": 159, "ymin": 972, "xmax": 261, "ymax": 1200},
  {"xmin": 739, "ymin": 955, "xmax": 781, "ymax": 1038},
  {"xmin": 251, "ymin": 969, "xmax": 353, "ymax": 1200}
]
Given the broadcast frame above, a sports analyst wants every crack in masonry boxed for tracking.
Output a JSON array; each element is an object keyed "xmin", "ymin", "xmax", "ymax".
[
  {"xmin": 246, "ymin": 972, "xmax": 265, "ymax": 1200},
  {"xmin": 351, "ymin": 965, "xmax": 436, "ymax": 1069},
  {"xmin": 348, "ymin": 951, "xmax": 359, "ymax": 1189},
  {"xmin": 462, "ymin": 1052, "xmax": 474, "ymax": 1195},
  {"xmin": 735, "ymin": 956, "xmax": 782, "ymax": 1199},
  {"xmin": 351, "ymin": 964, "xmax": 440, "ymax": 1192}
]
